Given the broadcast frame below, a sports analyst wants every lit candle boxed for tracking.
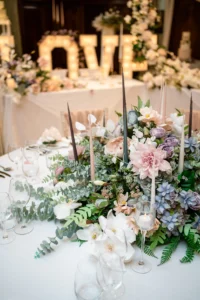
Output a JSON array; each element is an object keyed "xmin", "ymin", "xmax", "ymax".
[
  {"xmin": 60, "ymin": 1, "xmax": 65, "ymax": 28},
  {"xmin": 160, "ymin": 81, "xmax": 166, "ymax": 123},
  {"xmin": 178, "ymin": 115, "xmax": 185, "ymax": 174},
  {"xmin": 88, "ymin": 116, "xmax": 95, "ymax": 180},
  {"xmin": 188, "ymin": 94, "xmax": 193, "ymax": 138},
  {"xmin": 118, "ymin": 23, "xmax": 123, "ymax": 61},
  {"xmin": 137, "ymin": 214, "xmax": 153, "ymax": 231}
]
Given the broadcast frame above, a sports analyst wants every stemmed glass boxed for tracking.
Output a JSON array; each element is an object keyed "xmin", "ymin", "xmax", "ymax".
[
  {"xmin": 22, "ymin": 149, "xmax": 40, "ymax": 184},
  {"xmin": 23, "ymin": 140, "xmax": 40, "ymax": 160},
  {"xmin": 74, "ymin": 255, "xmax": 102, "ymax": 300},
  {"xmin": 96, "ymin": 252, "xmax": 125, "ymax": 300},
  {"xmin": 131, "ymin": 201, "xmax": 155, "ymax": 274},
  {"xmin": 9, "ymin": 176, "xmax": 33, "ymax": 235},
  {"xmin": 7, "ymin": 145, "xmax": 22, "ymax": 176},
  {"xmin": 0, "ymin": 192, "xmax": 15, "ymax": 245}
]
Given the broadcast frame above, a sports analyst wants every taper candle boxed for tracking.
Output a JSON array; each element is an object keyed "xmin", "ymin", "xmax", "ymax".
[
  {"xmin": 100, "ymin": 30, "xmax": 103, "ymax": 68},
  {"xmin": 52, "ymin": 0, "xmax": 56, "ymax": 21},
  {"xmin": 160, "ymin": 81, "xmax": 166, "ymax": 123},
  {"xmin": 151, "ymin": 158, "xmax": 155, "ymax": 209},
  {"xmin": 67, "ymin": 103, "xmax": 78, "ymax": 161},
  {"xmin": 88, "ymin": 115, "xmax": 95, "ymax": 180},
  {"xmin": 118, "ymin": 23, "xmax": 123, "ymax": 61},
  {"xmin": 188, "ymin": 94, "xmax": 193, "ymax": 138},
  {"xmin": 55, "ymin": 4, "xmax": 60, "ymax": 25},
  {"xmin": 60, "ymin": 1, "xmax": 65, "ymax": 28},
  {"xmin": 122, "ymin": 70, "xmax": 128, "ymax": 164},
  {"xmin": 178, "ymin": 115, "xmax": 185, "ymax": 174}
]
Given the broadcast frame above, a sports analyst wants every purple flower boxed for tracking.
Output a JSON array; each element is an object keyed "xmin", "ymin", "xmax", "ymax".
[
  {"xmin": 159, "ymin": 144, "xmax": 174, "ymax": 158},
  {"xmin": 179, "ymin": 190, "xmax": 196, "ymax": 210},
  {"xmin": 150, "ymin": 127, "xmax": 166, "ymax": 138},
  {"xmin": 161, "ymin": 212, "xmax": 180, "ymax": 231},
  {"xmin": 189, "ymin": 192, "xmax": 200, "ymax": 211},
  {"xmin": 164, "ymin": 136, "xmax": 179, "ymax": 147},
  {"xmin": 155, "ymin": 195, "xmax": 170, "ymax": 214}
]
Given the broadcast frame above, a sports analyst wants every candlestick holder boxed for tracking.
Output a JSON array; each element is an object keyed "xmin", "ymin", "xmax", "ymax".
[{"xmin": 131, "ymin": 201, "xmax": 155, "ymax": 274}]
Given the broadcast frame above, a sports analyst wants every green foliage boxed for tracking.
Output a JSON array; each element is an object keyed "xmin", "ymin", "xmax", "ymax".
[
  {"xmin": 180, "ymin": 246, "xmax": 195, "ymax": 263},
  {"xmin": 149, "ymin": 226, "xmax": 167, "ymax": 250},
  {"xmin": 64, "ymin": 204, "xmax": 96, "ymax": 228},
  {"xmin": 159, "ymin": 237, "xmax": 180, "ymax": 266},
  {"xmin": 136, "ymin": 235, "xmax": 158, "ymax": 259}
]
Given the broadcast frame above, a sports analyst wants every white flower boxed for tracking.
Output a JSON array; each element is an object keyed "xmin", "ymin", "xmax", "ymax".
[
  {"xmin": 99, "ymin": 210, "xmax": 136, "ymax": 244},
  {"xmin": 158, "ymin": 48, "xmax": 167, "ymax": 56},
  {"xmin": 133, "ymin": 129, "xmax": 143, "ymax": 138},
  {"xmin": 88, "ymin": 114, "xmax": 96, "ymax": 124},
  {"xmin": 54, "ymin": 200, "xmax": 82, "ymax": 220},
  {"xmin": 146, "ymin": 49, "xmax": 158, "ymax": 65},
  {"xmin": 124, "ymin": 15, "xmax": 131, "ymax": 24},
  {"xmin": 75, "ymin": 122, "xmax": 86, "ymax": 131},
  {"xmin": 54, "ymin": 180, "xmax": 75, "ymax": 191},
  {"xmin": 6, "ymin": 78, "xmax": 17, "ymax": 89},
  {"xmin": 153, "ymin": 75, "xmax": 164, "ymax": 87},
  {"xmin": 76, "ymin": 224, "xmax": 103, "ymax": 241},
  {"xmin": 127, "ymin": 1, "xmax": 132, "ymax": 8},
  {"xmin": 38, "ymin": 127, "xmax": 62, "ymax": 144},
  {"xmin": 143, "ymin": 72, "xmax": 153, "ymax": 83},
  {"xmin": 142, "ymin": 30, "xmax": 153, "ymax": 42},
  {"xmin": 138, "ymin": 106, "xmax": 161, "ymax": 125},
  {"xmin": 92, "ymin": 126, "xmax": 106, "ymax": 137},
  {"xmin": 170, "ymin": 113, "xmax": 184, "ymax": 136}
]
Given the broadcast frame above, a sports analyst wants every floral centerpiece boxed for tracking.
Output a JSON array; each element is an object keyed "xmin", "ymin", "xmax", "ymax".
[
  {"xmin": 92, "ymin": 8, "xmax": 123, "ymax": 33},
  {"xmin": 124, "ymin": 0, "xmax": 200, "ymax": 89},
  {"xmin": 19, "ymin": 94, "xmax": 200, "ymax": 265}
]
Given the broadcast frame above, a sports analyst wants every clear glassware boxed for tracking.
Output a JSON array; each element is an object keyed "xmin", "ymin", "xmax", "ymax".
[
  {"xmin": 74, "ymin": 255, "xmax": 102, "ymax": 300},
  {"xmin": 0, "ymin": 192, "xmax": 15, "ymax": 245},
  {"xmin": 23, "ymin": 140, "xmax": 40, "ymax": 160},
  {"xmin": 7, "ymin": 145, "xmax": 22, "ymax": 176},
  {"xmin": 131, "ymin": 201, "xmax": 155, "ymax": 274},
  {"xmin": 97, "ymin": 252, "xmax": 125, "ymax": 300},
  {"xmin": 22, "ymin": 150, "xmax": 40, "ymax": 184},
  {"xmin": 9, "ymin": 176, "xmax": 33, "ymax": 235}
]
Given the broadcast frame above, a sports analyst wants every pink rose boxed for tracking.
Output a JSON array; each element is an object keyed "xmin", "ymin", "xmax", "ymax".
[
  {"xmin": 68, "ymin": 145, "xmax": 85, "ymax": 160},
  {"xmin": 105, "ymin": 136, "xmax": 131, "ymax": 158}
]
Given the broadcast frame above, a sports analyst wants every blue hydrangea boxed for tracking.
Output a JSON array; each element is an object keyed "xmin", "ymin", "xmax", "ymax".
[
  {"xmin": 155, "ymin": 195, "xmax": 170, "ymax": 214},
  {"xmin": 127, "ymin": 110, "xmax": 138, "ymax": 127},
  {"xmin": 184, "ymin": 137, "xmax": 198, "ymax": 153},
  {"xmin": 157, "ymin": 182, "xmax": 174, "ymax": 200},
  {"xmin": 179, "ymin": 190, "xmax": 196, "ymax": 210},
  {"xmin": 161, "ymin": 212, "xmax": 180, "ymax": 231}
]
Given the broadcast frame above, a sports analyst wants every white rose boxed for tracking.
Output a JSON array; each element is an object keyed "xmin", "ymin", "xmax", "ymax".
[
  {"xmin": 143, "ymin": 72, "xmax": 153, "ymax": 82},
  {"xmin": 142, "ymin": 30, "xmax": 153, "ymax": 41},
  {"xmin": 147, "ymin": 81, "xmax": 154, "ymax": 89},
  {"xmin": 153, "ymin": 75, "xmax": 164, "ymax": 87},
  {"xmin": 158, "ymin": 48, "xmax": 167, "ymax": 56},
  {"xmin": 124, "ymin": 15, "xmax": 131, "ymax": 24},
  {"xmin": 127, "ymin": 1, "xmax": 132, "ymax": 8}
]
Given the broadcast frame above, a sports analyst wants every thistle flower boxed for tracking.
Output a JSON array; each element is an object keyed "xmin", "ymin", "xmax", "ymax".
[
  {"xmin": 161, "ymin": 212, "xmax": 180, "ymax": 231},
  {"xmin": 179, "ymin": 190, "xmax": 196, "ymax": 210},
  {"xmin": 184, "ymin": 137, "xmax": 198, "ymax": 153}
]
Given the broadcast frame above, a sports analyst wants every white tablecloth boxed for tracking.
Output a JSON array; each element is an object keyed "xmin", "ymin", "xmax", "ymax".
[
  {"xmin": 0, "ymin": 150, "xmax": 200, "ymax": 300},
  {"xmin": 2, "ymin": 78, "xmax": 200, "ymax": 154}
]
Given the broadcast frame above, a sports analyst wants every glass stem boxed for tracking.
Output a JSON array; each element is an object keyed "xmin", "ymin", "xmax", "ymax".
[
  {"xmin": 139, "ymin": 230, "xmax": 147, "ymax": 265},
  {"xmin": 2, "ymin": 219, "xmax": 8, "ymax": 239}
]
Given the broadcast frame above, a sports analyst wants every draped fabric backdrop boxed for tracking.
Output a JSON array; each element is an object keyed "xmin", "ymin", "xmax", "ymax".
[{"xmin": 162, "ymin": 0, "xmax": 174, "ymax": 49}]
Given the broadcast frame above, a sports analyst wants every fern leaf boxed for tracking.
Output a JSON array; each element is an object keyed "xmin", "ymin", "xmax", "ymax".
[
  {"xmin": 136, "ymin": 235, "xmax": 158, "ymax": 259},
  {"xmin": 158, "ymin": 237, "xmax": 180, "ymax": 266},
  {"xmin": 149, "ymin": 226, "xmax": 167, "ymax": 250},
  {"xmin": 180, "ymin": 246, "xmax": 195, "ymax": 263}
]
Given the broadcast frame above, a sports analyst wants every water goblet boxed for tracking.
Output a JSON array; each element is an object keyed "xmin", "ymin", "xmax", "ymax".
[
  {"xmin": 131, "ymin": 201, "xmax": 155, "ymax": 274},
  {"xmin": 96, "ymin": 252, "xmax": 125, "ymax": 300},
  {"xmin": 74, "ymin": 255, "xmax": 102, "ymax": 300},
  {"xmin": 7, "ymin": 145, "xmax": 22, "ymax": 176},
  {"xmin": 22, "ymin": 150, "xmax": 40, "ymax": 184},
  {"xmin": 0, "ymin": 192, "xmax": 15, "ymax": 245},
  {"xmin": 9, "ymin": 176, "xmax": 33, "ymax": 235},
  {"xmin": 23, "ymin": 140, "xmax": 40, "ymax": 160}
]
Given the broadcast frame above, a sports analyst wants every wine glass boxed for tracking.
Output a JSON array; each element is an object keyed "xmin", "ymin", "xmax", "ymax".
[
  {"xmin": 0, "ymin": 192, "xmax": 15, "ymax": 245},
  {"xmin": 9, "ymin": 176, "xmax": 33, "ymax": 235},
  {"xmin": 7, "ymin": 145, "xmax": 22, "ymax": 176},
  {"xmin": 74, "ymin": 255, "xmax": 102, "ymax": 300},
  {"xmin": 22, "ymin": 150, "xmax": 40, "ymax": 184},
  {"xmin": 23, "ymin": 140, "xmax": 40, "ymax": 160},
  {"xmin": 131, "ymin": 201, "xmax": 155, "ymax": 274},
  {"xmin": 96, "ymin": 252, "xmax": 125, "ymax": 300}
]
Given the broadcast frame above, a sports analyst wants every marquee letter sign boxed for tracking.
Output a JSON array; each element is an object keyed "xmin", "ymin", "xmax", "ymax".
[{"xmin": 38, "ymin": 35, "xmax": 79, "ymax": 79}]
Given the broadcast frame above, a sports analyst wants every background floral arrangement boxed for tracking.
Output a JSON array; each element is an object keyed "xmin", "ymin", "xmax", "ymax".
[
  {"xmin": 92, "ymin": 8, "xmax": 123, "ymax": 31},
  {"xmin": 0, "ymin": 49, "xmax": 86, "ymax": 104},
  {"xmin": 16, "ymin": 98, "xmax": 200, "ymax": 264},
  {"xmin": 124, "ymin": 0, "xmax": 200, "ymax": 90}
]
